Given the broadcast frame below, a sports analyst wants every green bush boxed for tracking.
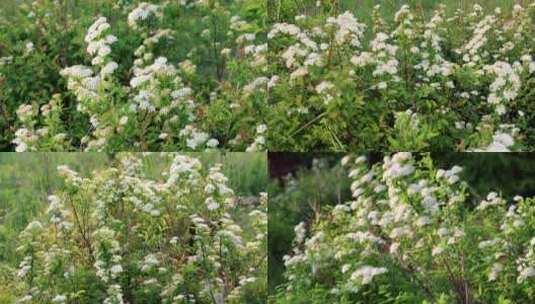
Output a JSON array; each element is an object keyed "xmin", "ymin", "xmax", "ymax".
[
  {"xmin": 9, "ymin": 153, "xmax": 267, "ymax": 303},
  {"xmin": 273, "ymin": 153, "xmax": 535, "ymax": 303},
  {"xmin": 1, "ymin": 0, "xmax": 267, "ymax": 151},
  {"xmin": 266, "ymin": 2, "xmax": 535, "ymax": 151}
]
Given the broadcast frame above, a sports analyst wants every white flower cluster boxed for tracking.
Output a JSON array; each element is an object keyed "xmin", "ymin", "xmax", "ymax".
[
  {"xmin": 130, "ymin": 56, "xmax": 178, "ymax": 112},
  {"xmin": 270, "ymin": 11, "xmax": 366, "ymax": 85},
  {"xmin": 15, "ymin": 154, "xmax": 266, "ymax": 303},
  {"xmin": 0, "ymin": 56, "xmax": 13, "ymax": 66},
  {"xmin": 126, "ymin": 6, "xmax": 218, "ymax": 151},
  {"xmin": 516, "ymin": 237, "xmax": 535, "ymax": 283},
  {"xmin": 484, "ymin": 61, "xmax": 522, "ymax": 115},
  {"xmin": 12, "ymin": 95, "xmax": 67, "ymax": 152},
  {"xmin": 294, "ymin": 222, "xmax": 306, "ymax": 245},
  {"xmin": 473, "ymin": 125, "xmax": 518, "ymax": 152},
  {"xmin": 246, "ymin": 124, "xmax": 267, "ymax": 152},
  {"xmin": 15, "ymin": 220, "xmax": 44, "ymax": 302},
  {"xmin": 459, "ymin": 13, "xmax": 497, "ymax": 64},
  {"xmin": 382, "ymin": 152, "xmax": 414, "ymax": 179},
  {"xmin": 393, "ymin": 4, "xmax": 415, "ymax": 38},
  {"xmin": 326, "ymin": 11, "xmax": 366, "ymax": 47},
  {"xmin": 59, "ymin": 17, "xmax": 118, "ymax": 150},
  {"xmin": 93, "ymin": 227, "xmax": 125, "ymax": 303},
  {"xmin": 85, "ymin": 17, "xmax": 118, "ymax": 69},
  {"xmin": 204, "ymin": 163, "xmax": 235, "ymax": 212},
  {"xmin": 282, "ymin": 153, "xmax": 535, "ymax": 299},
  {"xmin": 46, "ymin": 195, "xmax": 72, "ymax": 231},
  {"xmin": 12, "ymin": 127, "xmax": 38, "ymax": 152},
  {"xmin": 436, "ymin": 165, "xmax": 462, "ymax": 185},
  {"xmin": 179, "ymin": 125, "xmax": 218, "ymax": 150},
  {"xmin": 128, "ymin": 2, "xmax": 160, "ymax": 29},
  {"xmin": 243, "ymin": 76, "xmax": 269, "ymax": 96},
  {"xmin": 16, "ymin": 256, "xmax": 33, "ymax": 279},
  {"xmin": 350, "ymin": 266, "xmax": 387, "ymax": 285},
  {"xmin": 140, "ymin": 253, "xmax": 160, "ymax": 272},
  {"xmin": 267, "ymin": 3, "xmax": 535, "ymax": 151}
]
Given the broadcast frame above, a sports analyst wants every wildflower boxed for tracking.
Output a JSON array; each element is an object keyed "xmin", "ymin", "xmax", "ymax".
[
  {"xmin": 25, "ymin": 42, "xmax": 34, "ymax": 52},
  {"xmin": 351, "ymin": 266, "xmax": 387, "ymax": 284},
  {"xmin": 51, "ymin": 295, "xmax": 67, "ymax": 303},
  {"xmin": 206, "ymin": 197, "xmax": 220, "ymax": 211},
  {"xmin": 517, "ymin": 267, "xmax": 535, "ymax": 283},
  {"xmin": 489, "ymin": 263, "xmax": 503, "ymax": 281},
  {"xmin": 110, "ymin": 264, "xmax": 123, "ymax": 275},
  {"xmin": 141, "ymin": 254, "xmax": 160, "ymax": 272},
  {"xmin": 315, "ymin": 81, "xmax": 334, "ymax": 94},
  {"xmin": 101, "ymin": 61, "xmax": 118, "ymax": 76},
  {"xmin": 206, "ymin": 139, "xmax": 219, "ymax": 148},
  {"xmin": 432, "ymin": 246, "xmax": 444, "ymax": 256},
  {"xmin": 128, "ymin": 3, "xmax": 160, "ymax": 29},
  {"xmin": 294, "ymin": 222, "xmax": 306, "ymax": 244}
]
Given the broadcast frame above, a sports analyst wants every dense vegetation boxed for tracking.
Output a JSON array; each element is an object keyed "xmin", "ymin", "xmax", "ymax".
[
  {"xmin": 267, "ymin": 1, "xmax": 535, "ymax": 151},
  {"xmin": 3, "ymin": 1, "xmax": 535, "ymax": 151},
  {"xmin": 1, "ymin": 0, "xmax": 267, "ymax": 151},
  {"xmin": 0, "ymin": 153, "xmax": 267, "ymax": 303},
  {"xmin": 269, "ymin": 153, "xmax": 535, "ymax": 303}
]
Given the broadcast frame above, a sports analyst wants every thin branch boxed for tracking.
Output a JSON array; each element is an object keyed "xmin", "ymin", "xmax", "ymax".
[{"xmin": 67, "ymin": 196, "xmax": 95, "ymax": 264}]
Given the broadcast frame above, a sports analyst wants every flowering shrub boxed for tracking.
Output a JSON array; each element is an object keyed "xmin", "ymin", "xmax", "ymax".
[
  {"xmin": 267, "ymin": 3, "xmax": 535, "ymax": 151},
  {"xmin": 13, "ymin": 153, "xmax": 267, "ymax": 303},
  {"xmin": 2, "ymin": 0, "xmax": 267, "ymax": 151},
  {"xmin": 275, "ymin": 153, "xmax": 535, "ymax": 303}
]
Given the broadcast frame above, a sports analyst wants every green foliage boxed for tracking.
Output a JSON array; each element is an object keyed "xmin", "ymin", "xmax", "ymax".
[
  {"xmin": 266, "ymin": 1, "xmax": 535, "ymax": 151},
  {"xmin": 1, "ymin": 0, "xmax": 267, "ymax": 151},
  {"xmin": 268, "ymin": 157, "xmax": 352, "ymax": 292},
  {"xmin": 387, "ymin": 110, "xmax": 439, "ymax": 151},
  {"xmin": 270, "ymin": 153, "xmax": 535, "ymax": 303},
  {"xmin": 0, "ymin": 152, "xmax": 268, "ymax": 302}
]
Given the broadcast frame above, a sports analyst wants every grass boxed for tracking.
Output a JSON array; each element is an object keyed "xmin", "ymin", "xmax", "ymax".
[
  {"xmin": 274, "ymin": 0, "xmax": 531, "ymax": 23},
  {"xmin": 342, "ymin": 0, "xmax": 529, "ymax": 16}
]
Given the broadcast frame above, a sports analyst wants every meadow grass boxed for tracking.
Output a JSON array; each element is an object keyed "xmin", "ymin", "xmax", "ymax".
[
  {"xmin": 1, "ymin": 0, "xmax": 116, "ymax": 18},
  {"xmin": 274, "ymin": 0, "xmax": 531, "ymax": 23},
  {"xmin": 343, "ymin": 0, "xmax": 530, "ymax": 16}
]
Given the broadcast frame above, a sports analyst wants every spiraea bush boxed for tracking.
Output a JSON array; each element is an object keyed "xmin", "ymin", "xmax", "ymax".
[
  {"xmin": 1, "ymin": 0, "xmax": 267, "ymax": 151},
  {"xmin": 267, "ymin": 2, "xmax": 535, "ymax": 151},
  {"xmin": 13, "ymin": 153, "xmax": 267, "ymax": 303},
  {"xmin": 274, "ymin": 153, "xmax": 535, "ymax": 303}
]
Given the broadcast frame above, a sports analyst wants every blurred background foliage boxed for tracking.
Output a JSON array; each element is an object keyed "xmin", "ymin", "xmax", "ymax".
[
  {"xmin": 268, "ymin": 152, "xmax": 535, "ymax": 294},
  {"xmin": 270, "ymin": 0, "xmax": 532, "ymax": 24},
  {"xmin": 0, "ymin": 152, "xmax": 267, "ymax": 302}
]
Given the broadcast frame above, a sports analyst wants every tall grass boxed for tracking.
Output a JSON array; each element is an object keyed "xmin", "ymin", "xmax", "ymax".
[
  {"xmin": 343, "ymin": 0, "xmax": 529, "ymax": 16},
  {"xmin": 274, "ymin": 0, "xmax": 531, "ymax": 23}
]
